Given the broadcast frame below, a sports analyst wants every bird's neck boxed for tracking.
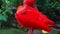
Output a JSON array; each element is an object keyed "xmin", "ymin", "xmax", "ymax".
[{"xmin": 23, "ymin": 0, "xmax": 35, "ymax": 7}]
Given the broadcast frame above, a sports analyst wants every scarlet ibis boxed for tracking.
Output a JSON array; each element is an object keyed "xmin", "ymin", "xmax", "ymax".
[{"xmin": 15, "ymin": 0, "xmax": 54, "ymax": 34}]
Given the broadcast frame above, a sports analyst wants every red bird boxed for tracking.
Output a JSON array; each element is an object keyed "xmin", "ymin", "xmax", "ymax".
[{"xmin": 15, "ymin": 0, "xmax": 54, "ymax": 34}]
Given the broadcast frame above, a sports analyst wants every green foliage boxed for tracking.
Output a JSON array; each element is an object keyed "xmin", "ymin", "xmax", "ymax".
[
  {"xmin": 0, "ymin": 0, "xmax": 15, "ymax": 21},
  {"xmin": 0, "ymin": 28, "xmax": 59, "ymax": 34},
  {"xmin": 0, "ymin": 14, "xmax": 7, "ymax": 21},
  {"xmin": 0, "ymin": 0, "xmax": 23, "ymax": 22},
  {"xmin": 0, "ymin": 28, "xmax": 21, "ymax": 34},
  {"xmin": 36, "ymin": 0, "xmax": 60, "ymax": 19}
]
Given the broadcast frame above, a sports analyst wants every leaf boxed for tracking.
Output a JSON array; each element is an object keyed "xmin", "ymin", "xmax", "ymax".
[
  {"xmin": 0, "ymin": 14, "xmax": 7, "ymax": 21},
  {"xmin": 51, "ymin": 2, "xmax": 58, "ymax": 8},
  {"xmin": 0, "ymin": 9, "xmax": 2, "ymax": 13},
  {"xmin": 45, "ymin": 0, "xmax": 50, "ymax": 6},
  {"xmin": 1, "ymin": 3, "xmax": 7, "ymax": 9},
  {"xmin": 7, "ymin": 8, "xmax": 13, "ymax": 15}
]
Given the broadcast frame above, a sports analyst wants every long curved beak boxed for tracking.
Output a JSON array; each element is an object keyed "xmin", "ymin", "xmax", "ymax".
[{"xmin": 42, "ymin": 30, "xmax": 48, "ymax": 34}]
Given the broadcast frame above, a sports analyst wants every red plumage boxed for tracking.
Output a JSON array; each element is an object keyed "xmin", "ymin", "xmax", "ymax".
[{"xmin": 15, "ymin": 0, "xmax": 54, "ymax": 34}]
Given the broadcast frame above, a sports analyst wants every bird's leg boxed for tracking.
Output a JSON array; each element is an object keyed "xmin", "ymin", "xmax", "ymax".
[{"xmin": 28, "ymin": 28, "xmax": 33, "ymax": 34}]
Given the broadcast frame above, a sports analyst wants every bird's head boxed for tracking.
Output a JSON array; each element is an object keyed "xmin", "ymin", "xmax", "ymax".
[{"xmin": 23, "ymin": 0, "xmax": 35, "ymax": 7}]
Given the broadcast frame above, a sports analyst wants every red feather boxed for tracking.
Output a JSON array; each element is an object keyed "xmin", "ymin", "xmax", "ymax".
[{"xmin": 15, "ymin": 0, "xmax": 54, "ymax": 34}]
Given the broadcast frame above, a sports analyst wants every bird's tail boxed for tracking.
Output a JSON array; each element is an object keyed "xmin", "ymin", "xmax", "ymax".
[{"xmin": 46, "ymin": 19, "xmax": 55, "ymax": 26}]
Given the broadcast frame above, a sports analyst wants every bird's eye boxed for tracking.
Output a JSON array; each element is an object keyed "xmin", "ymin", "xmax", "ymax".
[{"xmin": 22, "ymin": 12, "xmax": 27, "ymax": 15}]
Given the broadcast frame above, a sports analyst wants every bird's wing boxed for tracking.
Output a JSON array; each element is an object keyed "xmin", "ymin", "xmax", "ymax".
[{"xmin": 35, "ymin": 11, "xmax": 54, "ymax": 26}]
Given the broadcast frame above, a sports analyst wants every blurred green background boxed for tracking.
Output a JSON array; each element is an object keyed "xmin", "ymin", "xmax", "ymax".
[{"xmin": 0, "ymin": 0, "xmax": 60, "ymax": 34}]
